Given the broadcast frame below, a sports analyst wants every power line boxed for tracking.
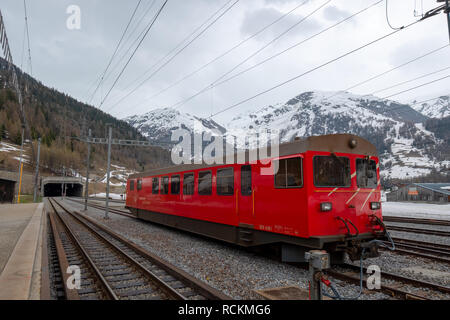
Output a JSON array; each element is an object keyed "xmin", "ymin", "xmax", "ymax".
[
  {"xmin": 143, "ymin": 0, "xmax": 308, "ymax": 103},
  {"xmin": 85, "ymin": 1, "xmax": 157, "ymax": 103},
  {"xmin": 98, "ymin": 0, "xmax": 169, "ymax": 109},
  {"xmin": 87, "ymin": 0, "xmax": 143, "ymax": 104},
  {"xmin": 93, "ymin": 0, "xmax": 158, "ymax": 94},
  {"xmin": 208, "ymin": 17, "xmax": 427, "ymax": 119},
  {"xmin": 367, "ymin": 65, "xmax": 450, "ymax": 96},
  {"xmin": 381, "ymin": 74, "xmax": 450, "ymax": 99},
  {"xmin": 410, "ymin": 93, "xmax": 449, "ymax": 106},
  {"xmin": 23, "ymin": 0, "xmax": 32, "ymax": 75},
  {"xmin": 385, "ymin": 0, "xmax": 404, "ymax": 30},
  {"xmin": 105, "ymin": 0, "xmax": 241, "ymax": 112},
  {"xmin": 327, "ymin": 44, "xmax": 449, "ymax": 99},
  {"xmin": 110, "ymin": 0, "xmax": 237, "ymax": 98},
  {"xmin": 170, "ymin": 0, "xmax": 383, "ymax": 110}
]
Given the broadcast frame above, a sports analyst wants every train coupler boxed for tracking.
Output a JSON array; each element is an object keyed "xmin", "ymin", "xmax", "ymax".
[{"xmin": 345, "ymin": 240, "xmax": 380, "ymax": 261}]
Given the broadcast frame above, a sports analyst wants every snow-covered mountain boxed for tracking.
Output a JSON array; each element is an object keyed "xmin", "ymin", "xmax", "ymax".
[
  {"xmin": 124, "ymin": 92, "xmax": 449, "ymax": 180},
  {"xmin": 411, "ymin": 95, "xmax": 450, "ymax": 119},
  {"xmin": 124, "ymin": 108, "xmax": 226, "ymax": 147}
]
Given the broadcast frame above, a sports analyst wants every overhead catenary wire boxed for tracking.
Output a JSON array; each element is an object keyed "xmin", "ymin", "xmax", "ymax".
[
  {"xmin": 385, "ymin": 0, "xmax": 404, "ymax": 30},
  {"xmin": 23, "ymin": 0, "xmax": 32, "ymax": 75},
  {"xmin": 87, "ymin": 0, "xmax": 143, "ymax": 104},
  {"xmin": 105, "ymin": 0, "xmax": 241, "ymax": 112},
  {"xmin": 168, "ymin": 0, "xmax": 384, "ymax": 110},
  {"xmin": 109, "ymin": 0, "xmax": 238, "ymax": 98},
  {"xmin": 327, "ymin": 44, "xmax": 450, "ymax": 99},
  {"xmin": 207, "ymin": 16, "xmax": 430, "ymax": 119},
  {"xmin": 143, "ymin": 0, "xmax": 309, "ymax": 102},
  {"xmin": 410, "ymin": 93, "xmax": 450, "ymax": 106},
  {"xmin": 367, "ymin": 65, "xmax": 450, "ymax": 96},
  {"xmin": 92, "ymin": 0, "xmax": 157, "ymax": 93},
  {"xmin": 98, "ymin": 0, "xmax": 169, "ymax": 109},
  {"xmin": 381, "ymin": 74, "xmax": 450, "ymax": 100}
]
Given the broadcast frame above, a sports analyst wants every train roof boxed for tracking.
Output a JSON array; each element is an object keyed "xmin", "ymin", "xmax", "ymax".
[{"xmin": 129, "ymin": 134, "xmax": 378, "ymax": 179}]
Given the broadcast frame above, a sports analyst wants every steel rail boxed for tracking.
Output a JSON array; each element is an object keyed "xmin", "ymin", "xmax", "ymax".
[
  {"xmin": 48, "ymin": 198, "xmax": 118, "ymax": 300},
  {"xmin": 341, "ymin": 263, "xmax": 450, "ymax": 296},
  {"xmin": 53, "ymin": 198, "xmax": 230, "ymax": 300},
  {"xmin": 383, "ymin": 216, "xmax": 450, "ymax": 227},
  {"xmin": 386, "ymin": 225, "xmax": 450, "ymax": 237},
  {"xmin": 51, "ymin": 198, "xmax": 186, "ymax": 300}
]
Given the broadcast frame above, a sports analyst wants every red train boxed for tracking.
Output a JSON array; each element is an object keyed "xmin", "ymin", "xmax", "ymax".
[{"xmin": 126, "ymin": 134, "xmax": 386, "ymax": 262}]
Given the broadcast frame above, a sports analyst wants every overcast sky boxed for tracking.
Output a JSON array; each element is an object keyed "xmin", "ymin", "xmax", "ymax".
[{"xmin": 1, "ymin": 0, "xmax": 449, "ymax": 124}]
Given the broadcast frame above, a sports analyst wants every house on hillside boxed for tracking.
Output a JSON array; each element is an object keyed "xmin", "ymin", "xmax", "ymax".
[{"xmin": 386, "ymin": 183, "xmax": 450, "ymax": 203}]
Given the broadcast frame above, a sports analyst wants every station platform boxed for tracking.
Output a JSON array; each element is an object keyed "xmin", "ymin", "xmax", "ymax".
[{"xmin": 0, "ymin": 202, "xmax": 45, "ymax": 300}]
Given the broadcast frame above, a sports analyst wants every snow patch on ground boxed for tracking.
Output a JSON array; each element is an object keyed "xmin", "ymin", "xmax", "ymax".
[{"xmin": 383, "ymin": 202, "xmax": 450, "ymax": 220}]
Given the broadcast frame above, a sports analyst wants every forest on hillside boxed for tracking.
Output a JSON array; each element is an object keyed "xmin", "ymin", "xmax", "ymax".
[{"xmin": 0, "ymin": 58, "xmax": 170, "ymax": 176}]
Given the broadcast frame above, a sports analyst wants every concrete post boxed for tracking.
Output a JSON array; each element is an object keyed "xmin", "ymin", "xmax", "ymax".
[
  {"xmin": 305, "ymin": 250, "xmax": 330, "ymax": 300},
  {"xmin": 105, "ymin": 126, "xmax": 112, "ymax": 219},
  {"xmin": 84, "ymin": 129, "xmax": 91, "ymax": 211},
  {"xmin": 33, "ymin": 138, "xmax": 41, "ymax": 202}
]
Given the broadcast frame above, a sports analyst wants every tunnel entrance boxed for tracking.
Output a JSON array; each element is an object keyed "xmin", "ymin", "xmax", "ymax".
[
  {"xmin": 43, "ymin": 183, "xmax": 83, "ymax": 197},
  {"xmin": 0, "ymin": 179, "xmax": 16, "ymax": 203}
]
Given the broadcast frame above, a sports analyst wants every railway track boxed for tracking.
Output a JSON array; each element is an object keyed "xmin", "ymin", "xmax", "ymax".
[
  {"xmin": 47, "ymin": 198, "xmax": 228, "ymax": 300},
  {"xmin": 326, "ymin": 263, "xmax": 450, "ymax": 300},
  {"xmin": 384, "ymin": 216, "xmax": 450, "ymax": 227},
  {"xmin": 380, "ymin": 237, "xmax": 450, "ymax": 263},
  {"xmin": 386, "ymin": 225, "xmax": 450, "ymax": 237},
  {"xmin": 66, "ymin": 198, "xmax": 135, "ymax": 219}
]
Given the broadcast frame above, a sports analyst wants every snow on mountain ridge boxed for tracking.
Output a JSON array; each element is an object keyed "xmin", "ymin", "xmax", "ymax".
[
  {"xmin": 124, "ymin": 91, "xmax": 448, "ymax": 180},
  {"xmin": 411, "ymin": 95, "xmax": 450, "ymax": 119}
]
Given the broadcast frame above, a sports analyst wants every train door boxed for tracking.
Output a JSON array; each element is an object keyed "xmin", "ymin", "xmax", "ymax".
[{"xmin": 238, "ymin": 165, "xmax": 254, "ymax": 226}]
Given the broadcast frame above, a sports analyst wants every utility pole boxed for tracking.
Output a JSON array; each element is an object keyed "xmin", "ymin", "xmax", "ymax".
[
  {"xmin": 437, "ymin": 0, "xmax": 450, "ymax": 42},
  {"xmin": 105, "ymin": 125, "xmax": 112, "ymax": 219},
  {"xmin": 16, "ymin": 126, "xmax": 25, "ymax": 203},
  {"xmin": 84, "ymin": 129, "xmax": 91, "ymax": 211},
  {"xmin": 33, "ymin": 137, "xmax": 41, "ymax": 202}
]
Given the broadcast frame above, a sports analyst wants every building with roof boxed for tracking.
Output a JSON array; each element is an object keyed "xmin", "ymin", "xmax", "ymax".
[{"xmin": 386, "ymin": 183, "xmax": 450, "ymax": 203}]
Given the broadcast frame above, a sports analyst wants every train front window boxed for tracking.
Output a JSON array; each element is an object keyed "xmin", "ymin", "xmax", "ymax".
[
  {"xmin": 313, "ymin": 155, "xmax": 350, "ymax": 187},
  {"xmin": 152, "ymin": 178, "xmax": 159, "ymax": 194},
  {"xmin": 217, "ymin": 168, "xmax": 234, "ymax": 196},
  {"xmin": 129, "ymin": 180, "xmax": 134, "ymax": 191},
  {"xmin": 162, "ymin": 176, "xmax": 169, "ymax": 194},
  {"xmin": 198, "ymin": 171, "xmax": 212, "ymax": 195},
  {"xmin": 183, "ymin": 173, "xmax": 194, "ymax": 195},
  {"xmin": 137, "ymin": 179, "xmax": 142, "ymax": 190},
  {"xmin": 274, "ymin": 157, "xmax": 303, "ymax": 188},
  {"xmin": 356, "ymin": 158, "xmax": 377, "ymax": 188},
  {"xmin": 171, "ymin": 175, "xmax": 180, "ymax": 194}
]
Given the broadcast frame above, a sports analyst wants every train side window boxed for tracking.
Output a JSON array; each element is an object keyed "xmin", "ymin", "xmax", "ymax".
[
  {"xmin": 171, "ymin": 175, "xmax": 180, "ymax": 194},
  {"xmin": 183, "ymin": 173, "xmax": 194, "ymax": 195},
  {"xmin": 137, "ymin": 179, "xmax": 142, "ymax": 190},
  {"xmin": 217, "ymin": 168, "xmax": 234, "ymax": 196},
  {"xmin": 162, "ymin": 176, "xmax": 169, "ymax": 194},
  {"xmin": 129, "ymin": 180, "xmax": 134, "ymax": 191},
  {"xmin": 313, "ymin": 155, "xmax": 350, "ymax": 187},
  {"xmin": 274, "ymin": 157, "xmax": 303, "ymax": 188},
  {"xmin": 356, "ymin": 158, "xmax": 377, "ymax": 188},
  {"xmin": 198, "ymin": 171, "xmax": 212, "ymax": 195},
  {"xmin": 241, "ymin": 165, "xmax": 252, "ymax": 196},
  {"xmin": 152, "ymin": 177, "xmax": 159, "ymax": 194}
]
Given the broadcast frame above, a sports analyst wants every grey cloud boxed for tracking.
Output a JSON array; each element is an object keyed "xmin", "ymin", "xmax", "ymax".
[{"xmin": 240, "ymin": 6, "xmax": 321, "ymax": 41}]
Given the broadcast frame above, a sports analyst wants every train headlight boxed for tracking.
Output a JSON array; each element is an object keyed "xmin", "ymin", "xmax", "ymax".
[
  {"xmin": 320, "ymin": 202, "xmax": 332, "ymax": 212},
  {"xmin": 370, "ymin": 202, "xmax": 381, "ymax": 210}
]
